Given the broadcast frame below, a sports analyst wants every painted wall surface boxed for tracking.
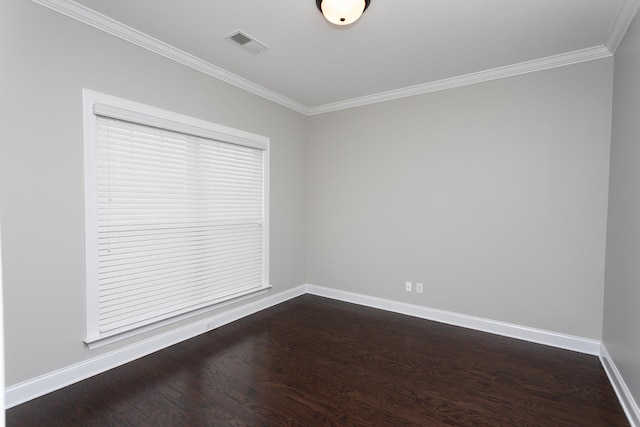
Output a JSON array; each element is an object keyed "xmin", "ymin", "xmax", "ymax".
[
  {"xmin": 0, "ymin": 0, "xmax": 307, "ymax": 385},
  {"xmin": 0, "ymin": 0, "xmax": 621, "ymax": 396},
  {"xmin": 603, "ymin": 9, "xmax": 640, "ymax": 410},
  {"xmin": 307, "ymin": 59, "xmax": 613, "ymax": 339},
  {"xmin": 0, "ymin": 223, "xmax": 5, "ymax": 423}
]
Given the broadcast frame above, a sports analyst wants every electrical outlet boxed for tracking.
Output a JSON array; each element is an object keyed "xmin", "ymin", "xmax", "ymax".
[
  {"xmin": 416, "ymin": 283, "xmax": 424, "ymax": 294},
  {"xmin": 405, "ymin": 281, "xmax": 412, "ymax": 292}
]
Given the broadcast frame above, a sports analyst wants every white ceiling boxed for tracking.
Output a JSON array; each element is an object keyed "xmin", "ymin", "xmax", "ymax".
[{"xmin": 35, "ymin": 0, "xmax": 640, "ymax": 115}]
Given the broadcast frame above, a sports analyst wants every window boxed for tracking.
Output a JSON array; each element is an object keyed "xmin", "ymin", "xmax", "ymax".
[{"xmin": 83, "ymin": 89, "xmax": 269, "ymax": 348}]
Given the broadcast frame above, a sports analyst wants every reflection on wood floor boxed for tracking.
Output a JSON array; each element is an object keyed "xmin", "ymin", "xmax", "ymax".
[{"xmin": 6, "ymin": 294, "xmax": 629, "ymax": 426}]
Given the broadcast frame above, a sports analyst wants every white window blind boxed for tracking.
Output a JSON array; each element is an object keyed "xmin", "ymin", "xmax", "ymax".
[{"xmin": 83, "ymin": 90, "xmax": 269, "ymax": 346}]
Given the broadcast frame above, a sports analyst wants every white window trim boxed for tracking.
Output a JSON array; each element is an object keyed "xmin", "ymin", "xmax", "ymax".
[{"xmin": 82, "ymin": 89, "xmax": 270, "ymax": 349}]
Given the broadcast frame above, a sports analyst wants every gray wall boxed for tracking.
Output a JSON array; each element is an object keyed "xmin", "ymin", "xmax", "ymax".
[
  {"xmin": 307, "ymin": 59, "xmax": 614, "ymax": 339},
  {"xmin": 604, "ymin": 9, "xmax": 640, "ymax": 410},
  {"xmin": 0, "ymin": 0, "xmax": 307, "ymax": 385},
  {"xmin": 0, "ymin": 0, "xmax": 622, "ymax": 394}
]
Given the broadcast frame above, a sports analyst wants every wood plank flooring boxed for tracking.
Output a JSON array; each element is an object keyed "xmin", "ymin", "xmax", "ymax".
[{"xmin": 7, "ymin": 295, "xmax": 629, "ymax": 426}]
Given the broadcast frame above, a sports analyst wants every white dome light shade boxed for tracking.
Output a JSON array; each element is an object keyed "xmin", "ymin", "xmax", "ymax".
[{"xmin": 317, "ymin": 0, "xmax": 371, "ymax": 26}]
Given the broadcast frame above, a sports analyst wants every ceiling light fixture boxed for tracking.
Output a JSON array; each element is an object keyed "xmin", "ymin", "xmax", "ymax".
[{"xmin": 316, "ymin": 0, "xmax": 371, "ymax": 26}]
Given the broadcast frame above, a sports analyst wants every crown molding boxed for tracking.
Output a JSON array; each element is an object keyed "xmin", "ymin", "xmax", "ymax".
[
  {"xmin": 606, "ymin": 0, "xmax": 640, "ymax": 53},
  {"xmin": 32, "ymin": 0, "xmax": 626, "ymax": 117},
  {"xmin": 307, "ymin": 45, "xmax": 613, "ymax": 115},
  {"xmin": 30, "ymin": 0, "xmax": 311, "ymax": 116}
]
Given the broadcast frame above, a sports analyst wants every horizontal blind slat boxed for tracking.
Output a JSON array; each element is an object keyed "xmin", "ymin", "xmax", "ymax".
[
  {"xmin": 99, "ymin": 267, "xmax": 263, "ymax": 307},
  {"xmin": 93, "ymin": 114, "xmax": 265, "ymax": 335},
  {"xmin": 98, "ymin": 273, "xmax": 262, "ymax": 317},
  {"xmin": 98, "ymin": 249, "xmax": 263, "ymax": 284}
]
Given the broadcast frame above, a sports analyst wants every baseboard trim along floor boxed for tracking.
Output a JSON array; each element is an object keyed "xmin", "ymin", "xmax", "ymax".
[
  {"xmin": 4, "ymin": 284, "xmax": 307, "ymax": 409},
  {"xmin": 305, "ymin": 284, "xmax": 601, "ymax": 355},
  {"xmin": 5, "ymin": 283, "xmax": 638, "ymax": 426},
  {"xmin": 600, "ymin": 344, "xmax": 640, "ymax": 427}
]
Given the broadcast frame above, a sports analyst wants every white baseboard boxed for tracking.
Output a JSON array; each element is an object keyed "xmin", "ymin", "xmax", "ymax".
[
  {"xmin": 4, "ymin": 282, "xmax": 622, "ymax": 414},
  {"xmin": 5, "ymin": 284, "xmax": 307, "ymax": 409},
  {"xmin": 305, "ymin": 284, "xmax": 602, "ymax": 355},
  {"xmin": 600, "ymin": 344, "xmax": 640, "ymax": 427}
]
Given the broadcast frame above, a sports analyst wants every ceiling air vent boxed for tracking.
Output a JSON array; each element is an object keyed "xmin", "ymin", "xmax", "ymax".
[{"xmin": 225, "ymin": 31, "xmax": 269, "ymax": 55}]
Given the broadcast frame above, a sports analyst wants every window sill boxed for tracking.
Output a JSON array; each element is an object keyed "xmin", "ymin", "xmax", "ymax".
[{"xmin": 85, "ymin": 284, "xmax": 271, "ymax": 350}]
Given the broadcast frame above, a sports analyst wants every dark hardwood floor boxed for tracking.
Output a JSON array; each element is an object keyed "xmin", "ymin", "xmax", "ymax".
[{"xmin": 7, "ymin": 295, "xmax": 629, "ymax": 426}]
